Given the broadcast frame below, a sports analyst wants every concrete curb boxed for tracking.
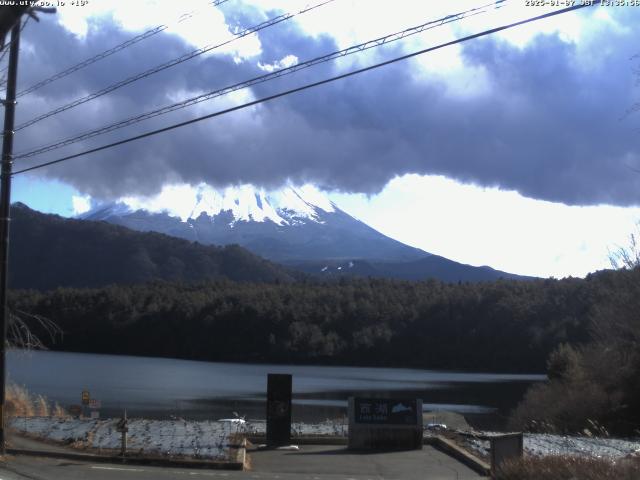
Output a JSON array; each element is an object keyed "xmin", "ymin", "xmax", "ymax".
[
  {"xmin": 427, "ymin": 435, "xmax": 491, "ymax": 477},
  {"xmin": 6, "ymin": 443, "xmax": 246, "ymax": 471},
  {"xmin": 230, "ymin": 438, "xmax": 247, "ymax": 467}
]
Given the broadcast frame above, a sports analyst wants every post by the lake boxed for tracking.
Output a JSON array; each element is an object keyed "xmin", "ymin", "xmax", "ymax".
[
  {"xmin": 117, "ymin": 410, "xmax": 128, "ymax": 457},
  {"xmin": 266, "ymin": 373, "xmax": 292, "ymax": 447}
]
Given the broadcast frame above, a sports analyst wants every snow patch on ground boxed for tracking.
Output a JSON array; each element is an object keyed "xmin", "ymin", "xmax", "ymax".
[
  {"xmin": 246, "ymin": 419, "xmax": 348, "ymax": 437},
  {"xmin": 463, "ymin": 432, "xmax": 640, "ymax": 459},
  {"xmin": 10, "ymin": 417, "xmax": 245, "ymax": 460},
  {"xmin": 11, "ymin": 417, "xmax": 640, "ymax": 460}
]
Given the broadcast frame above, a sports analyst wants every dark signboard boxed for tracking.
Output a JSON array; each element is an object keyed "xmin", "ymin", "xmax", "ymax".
[
  {"xmin": 68, "ymin": 405, "xmax": 82, "ymax": 417},
  {"xmin": 354, "ymin": 398, "xmax": 418, "ymax": 425},
  {"xmin": 491, "ymin": 433, "xmax": 523, "ymax": 474},
  {"xmin": 266, "ymin": 373, "xmax": 292, "ymax": 446}
]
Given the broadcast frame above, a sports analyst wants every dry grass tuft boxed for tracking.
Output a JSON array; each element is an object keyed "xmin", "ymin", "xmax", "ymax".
[
  {"xmin": 5, "ymin": 384, "xmax": 67, "ymax": 418},
  {"xmin": 495, "ymin": 455, "xmax": 640, "ymax": 480}
]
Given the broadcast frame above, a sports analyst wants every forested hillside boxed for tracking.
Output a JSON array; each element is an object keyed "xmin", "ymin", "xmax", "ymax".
[
  {"xmin": 11, "ymin": 271, "xmax": 616, "ymax": 373},
  {"xmin": 10, "ymin": 203, "xmax": 296, "ymax": 289}
]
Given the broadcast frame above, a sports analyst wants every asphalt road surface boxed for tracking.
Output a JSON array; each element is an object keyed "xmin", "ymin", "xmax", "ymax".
[{"xmin": 0, "ymin": 444, "xmax": 484, "ymax": 480}]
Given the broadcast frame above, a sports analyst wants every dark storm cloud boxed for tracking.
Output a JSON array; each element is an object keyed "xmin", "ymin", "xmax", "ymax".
[{"xmin": 12, "ymin": 5, "xmax": 640, "ymax": 205}]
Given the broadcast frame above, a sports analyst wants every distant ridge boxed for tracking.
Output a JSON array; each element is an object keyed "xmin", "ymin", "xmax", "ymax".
[{"xmin": 290, "ymin": 257, "xmax": 533, "ymax": 282}]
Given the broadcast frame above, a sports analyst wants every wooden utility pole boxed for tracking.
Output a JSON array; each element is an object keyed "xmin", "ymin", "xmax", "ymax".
[
  {"xmin": 0, "ymin": 6, "xmax": 55, "ymax": 453},
  {"xmin": 0, "ymin": 18, "xmax": 21, "ymax": 454}
]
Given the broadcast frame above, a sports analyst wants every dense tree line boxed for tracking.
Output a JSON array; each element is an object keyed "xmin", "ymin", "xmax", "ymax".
[{"xmin": 9, "ymin": 271, "xmax": 618, "ymax": 373}]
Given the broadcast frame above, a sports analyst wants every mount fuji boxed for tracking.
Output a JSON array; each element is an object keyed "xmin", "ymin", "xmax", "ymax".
[{"xmin": 81, "ymin": 184, "xmax": 528, "ymax": 282}]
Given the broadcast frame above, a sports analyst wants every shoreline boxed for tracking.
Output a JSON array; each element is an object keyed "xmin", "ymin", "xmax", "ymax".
[{"xmin": 8, "ymin": 347, "xmax": 548, "ymax": 378}]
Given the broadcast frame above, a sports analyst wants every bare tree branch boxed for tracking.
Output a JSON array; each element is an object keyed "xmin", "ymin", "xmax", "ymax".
[
  {"xmin": 7, "ymin": 309, "xmax": 62, "ymax": 350},
  {"xmin": 608, "ymin": 221, "xmax": 640, "ymax": 270}
]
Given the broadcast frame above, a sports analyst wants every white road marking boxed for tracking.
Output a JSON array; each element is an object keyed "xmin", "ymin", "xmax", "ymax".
[
  {"xmin": 91, "ymin": 466, "xmax": 145, "ymax": 472},
  {"xmin": 184, "ymin": 473, "xmax": 231, "ymax": 477},
  {"xmin": 90, "ymin": 466, "xmax": 236, "ymax": 477}
]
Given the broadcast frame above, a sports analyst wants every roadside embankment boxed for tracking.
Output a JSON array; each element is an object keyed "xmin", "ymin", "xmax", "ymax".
[
  {"xmin": 460, "ymin": 430, "xmax": 640, "ymax": 459},
  {"xmin": 10, "ymin": 416, "xmax": 245, "ymax": 463},
  {"xmin": 10, "ymin": 414, "xmax": 640, "ymax": 467}
]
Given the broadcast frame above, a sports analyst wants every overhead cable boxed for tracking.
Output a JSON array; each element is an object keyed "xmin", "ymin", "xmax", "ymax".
[
  {"xmin": 12, "ymin": 3, "xmax": 595, "ymax": 176},
  {"xmin": 14, "ymin": 0, "xmax": 502, "ymax": 160},
  {"xmin": 14, "ymin": 0, "xmax": 336, "ymax": 132},
  {"xmin": 16, "ymin": 0, "xmax": 232, "ymax": 98}
]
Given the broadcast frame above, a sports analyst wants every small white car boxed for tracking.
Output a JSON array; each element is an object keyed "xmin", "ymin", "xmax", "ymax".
[{"xmin": 425, "ymin": 423, "xmax": 447, "ymax": 431}]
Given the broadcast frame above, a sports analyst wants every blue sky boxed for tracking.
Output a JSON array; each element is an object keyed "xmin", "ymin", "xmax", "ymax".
[
  {"xmin": 9, "ymin": 0, "xmax": 640, "ymax": 278},
  {"xmin": 13, "ymin": 176, "xmax": 79, "ymax": 216}
]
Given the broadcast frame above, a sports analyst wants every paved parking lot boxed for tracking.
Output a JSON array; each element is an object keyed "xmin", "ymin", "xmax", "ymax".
[
  {"xmin": 247, "ymin": 444, "xmax": 484, "ymax": 479},
  {"xmin": 0, "ymin": 435, "xmax": 485, "ymax": 480}
]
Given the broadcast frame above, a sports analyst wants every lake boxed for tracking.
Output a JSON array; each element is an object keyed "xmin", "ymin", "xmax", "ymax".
[{"xmin": 7, "ymin": 350, "xmax": 545, "ymax": 428}]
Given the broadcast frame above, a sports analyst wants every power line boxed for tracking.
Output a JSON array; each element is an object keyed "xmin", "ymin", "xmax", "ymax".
[
  {"xmin": 14, "ymin": 0, "xmax": 502, "ymax": 161},
  {"xmin": 16, "ymin": 0, "xmax": 232, "ymax": 98},
  {"xmin": 13, "ymin": 0, "xmax": 336, "ymax": 132},
  {"xmin": 0, "ymin": 41, "xmax": 8, "ymax": 65},
  {"xmin": 13, "ymin": 3, "xmax": 595, "ymax": 176},
  {"xmin": 14, "ymin": 1, "xmax": 498, "ymax": 157}
]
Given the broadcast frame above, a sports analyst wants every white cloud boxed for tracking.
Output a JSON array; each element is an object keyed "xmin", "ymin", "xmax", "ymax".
[
  {"xmin": 258, "ymin": 54, "xmax": 298, "ymax": 73},
  {"xmin": 55, "ymin": 0, "xmax": 261, "ymax": 61},
  {"xmin": 71, "ymin": 194, "xmax": 92, "ymax": 215},
  {"xmin": 330, "ymin": 175, "xmax": 640, "ymax": 279},
  {"xmin": 121, "ymin": 183, "xmax": 198, "ymax": 221}
]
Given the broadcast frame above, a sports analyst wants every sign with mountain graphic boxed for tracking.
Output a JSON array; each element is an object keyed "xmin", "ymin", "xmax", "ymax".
[{"xmin": 353, "ymin": 398, "xmax": 419, "ymax": 425}]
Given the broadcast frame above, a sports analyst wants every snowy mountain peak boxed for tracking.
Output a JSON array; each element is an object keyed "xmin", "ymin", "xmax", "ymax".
[
  {"xmin": 186, "ymin": 184, "xmax": 336, "ymax": 226},
  {"xmin": 79, "ymin": 201, "xmax": 134, "ymax": 221},
  {"xmin": 86, "ymin": 183, "xmax": 337, "ymax": 227},
  {"xmin": 79, "ymin": 182, "xmax": 430, "ymax": 264}
]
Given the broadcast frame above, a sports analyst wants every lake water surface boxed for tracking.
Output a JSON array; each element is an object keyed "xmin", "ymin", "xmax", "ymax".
[{"xmin": 8, "ymin": 350, "xmax": 545, "ymax": 428}]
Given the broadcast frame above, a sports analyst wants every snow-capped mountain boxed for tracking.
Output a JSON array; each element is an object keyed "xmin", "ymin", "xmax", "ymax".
[
  {"xmin": 108, "ymin": 184, "xmax": 340, "ymax": 227},
  {"xmin": 80, "ymin": 183, "xmax": 529, "ymax": 282},
  {"xmin": 81, "ymin": 184, "xmax": 429, "ymax": 263}
]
